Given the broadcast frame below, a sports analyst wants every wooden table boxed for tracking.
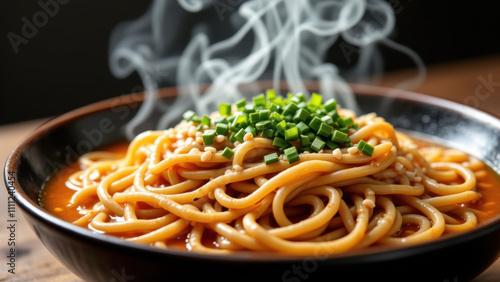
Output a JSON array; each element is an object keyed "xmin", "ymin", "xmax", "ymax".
[{"xmin": 1, "ymin": 54, "xmax": 499, "ymax": 281}]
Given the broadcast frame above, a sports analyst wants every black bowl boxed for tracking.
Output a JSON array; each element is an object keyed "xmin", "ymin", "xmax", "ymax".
[{"xmin": 5, "ymin": 84, "xmax": 500, "ymax": 282}]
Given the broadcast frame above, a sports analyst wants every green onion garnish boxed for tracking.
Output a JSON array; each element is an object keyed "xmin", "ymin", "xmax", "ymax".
[
  {"xmin": 311, "ymin": 137, "xmax": 326, "ymax": 152},
  {"xmin": 183, "ymin": 110, "xmax": 196, "ymax": 121},
  {"xmin": 308, "ymin": 116, "xmax": 322, "ymax": 132},
  {"xmin": 202, "ymin": 130, "xmax": 216, "ymax": 145},
  {"xmin": 215, "ymin": 123, "xmax": 229, "ymax": 136},
  {"xmin": 234, "ymin": 128, "xmax": 246, "ymax": 143},
  {"xmin": 317, "ymin": 123, "xmax": 333, "ymax": 138},
  {"xmin": 181, "ymin": 90, "xmax": 359, "ymax": 160},
  {"xmin": 255, "ymin": 120, "xmax": 271, "ymax": 130},
  {"xmin": 264, "ymin": 152, "xmax": 279, "ymax": 165},
  {"xmin": 331, "ymin": 130, "xmax": 348, "ymax": 143},
  {"xmin": 272, "ymin": 137, "xmax": 291, "ymax": 148},
  {"xmin": 284, "ymin": 126, "xmax": 299, "ymax": 141},
  {"xmin": 235, "ymin": 98, "xmax": 246, "ymax": 110},
  {"xmin": 221, "ymin": 147, "xmax": 235, "ymax": 159},
  {"xmin": 219, "ymin": 103, "xmax": 232, "ymax": 116},
  {"xmin": 284, "ymin": 147, "xmax": 300, "ymax": 164},
  {"xmin": 202, "ymin": 115, "xmax": 211, "ymax": 126},
  {"xmin": 357, "ymin": 140, "xmax": 374, "ymax": 157}
]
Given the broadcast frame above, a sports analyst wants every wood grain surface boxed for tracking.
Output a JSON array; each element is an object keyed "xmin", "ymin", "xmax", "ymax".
[{"xmin": 1, "ymin": 54, "xmax": 499, "ymax": 281}]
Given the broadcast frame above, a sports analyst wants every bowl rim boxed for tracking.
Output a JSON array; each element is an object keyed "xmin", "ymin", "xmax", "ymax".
[{"xmin": 4, "ymin": 83, "xmax": 500, "ymax": 263}]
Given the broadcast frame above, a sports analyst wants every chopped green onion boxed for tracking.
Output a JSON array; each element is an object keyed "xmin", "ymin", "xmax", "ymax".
[
  {"xmin": 253, "ymin": 93, "xmax": 266, "ymax": 107},
  {"xmin": 284, "ymin": 126, "xmax": 299, "ymax": 141},
  {"xmin": 202, "ymin": 130, "xmax": 216, "ymax": 145},
  {"xmin": 183, "ymin": 110, "xmax": 196, "ymax": 121},
  {"xmin": 184, "ymin": 90, "xmax": 361, "ymax": 159},
  {"xmin": 232, "ymin": 114, "xmax": 248, "ymax": 130},
  {"xmin": 202, "ymin": 115, "xmax": 211, "ymax": 126},
  {"xmin": 272, "ymin": 137, "xmax": 291, "ymax": 148},
  {"xmin": 338, "ymin": 126, "xmax": 349, "ymax": 133},
  {"xmin": 284, "ymin": 147, "xmax": 300, "ymax": 164},
  {"xmin": 243, "ymin": 104, "xmax": 255, "ymax": 114},
  {"xmin": 293, "ymin": 108, "xmax": 310, "ymax": 123},
  {"xmin": 235, "ymin": 98, "xmax": 247, "ymax": 110},
  {"xmin": 276, "ymin": 120, "xmax": 287, "ymax": 135},
  {"xmin": 255, "ymin": 120, "xmax": 271, "ymax": 130},
  {"xmin": 283, "ymin": 102, "xmax": 299, "ymax": 116},
  {"xmin": 261, "ymin": 128, "xmax": 274, "ymax": 138},
  {"xmin": 215, "ymin": 123, "xmax": 229, "ymax": 136},
  {"xmin": 306, "ymin": 131, "xmax": 316, "ymax": 141},
  {"xmin": 296, "ymin": 121, "xmax": 310, "ymax": 134},
  {"xmin": 331, "ymin": 130, "xmax": 348, "ymax": 143},
  {"xmin": 269, "ymin": 103, "xmax": 280, "ymax": 113},
  {"xmin": 259, "ymin": 109, "xmax": 270, "ymax": 121},
  {"xmin": 308, "ymin": 116, "xmax": 322, "ymax": 131},
  {"xmin": 321, "ymin": 115, "xmax": 334, "ymax": 126},
  {"xmin": 295, "ymin": 92, "xmax": 307, "ymax": 103},
  {"xmin": 266, "ymin": 89, "xmax": 276, "ymax": 101},
  {"xmin": 310, "ymin": 137, "xmax": 326, "ymax": 152},
  {"xmin": 317, "ymin": 123, "xmax": 333, "ymax": 138},
  {"xmin": 270, "ymin": 112, "xmax": 283, "ymax": 123},
  {"xmin": 309, "ymin": 92, "xmax": 322, "ymax": 107},
  {"xmin": 328, "ymin": 110, "xmax": 339, "ymax": 121},
  {"xmin": 234, "ymin": 128, "xmax": 246, "ymax": 143},
  {"xmin": 191, "ymin": 115, "xmax": 202, "ymax": 123},
  {"xmin": 249, "ymin": 112, "xmax": 260, "ymax": 124},
  {"xmin": 213, "ymin": 117, "xmax": 228, "ymax": 125},
  {"xmin": 228, "ymin": 132, "xmax": 237, "ymax": 142},
  {"xmin": 244, "ymin": 125, "xmax": 257, "ymax": 137},
  {"xmin": 339, "ymin": 116, "xmax": 354, "ymax": 127},
  {"xmin": 324, "ymin": 98, "xmax": 337, "ymax": 112},
  {"xmin": 357, "ymin": 140, "xmax": 374, "ymax": 157},
  {"xmin": 264, "ymin": 153, "xmax": 279, "ymax": 165},
  {"xmin": 219, "ymin": 103, "xmax": 232, "ymax": 116},
  {"xmin": 325, "ymin": 140, "xmax": 339, "ymax": 150},
  {"xmin": 300, "ymin": 134, "xmax": 311, "ymax": 147},
  {"xmin": 221, "ymin": 147, "xmax": 234, "ymax": 159}
]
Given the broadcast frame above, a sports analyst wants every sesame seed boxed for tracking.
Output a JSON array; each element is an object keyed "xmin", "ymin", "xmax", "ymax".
[
  {"xmin": 201, "ymin": 151, "xmax": 213, "ymax": 162},
  {"xmin": 189, "ymin": 148, "xmax": 201, "ymax": 154},
  {"xmin": 204, "ymin": 146, "xmax": 217, "ymax": 153},
  {"xmin": 395, "ymin": 162, "xmax": 404, "ymax": 172},
  {"xmin": 348, "ymin": 147, "xmax": 359, "ymax": 154},
  {"xmin": 215, "ymin": 135, "xmax": 226, "ymax": 143},
  {"xmin": 243, "ymin": 133, "xmax": 254, "ymax": 142},
  {"xmin": 188, "ymin": 126, "xmax": 197, "ymax": 137},
  {"xmin": 333, "ymin": 148, "xmax": 342, "ymax": 160}
]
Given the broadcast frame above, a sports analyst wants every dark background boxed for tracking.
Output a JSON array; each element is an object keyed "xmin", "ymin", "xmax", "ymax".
[{"xmin": 1, "ymin": 0, "xmax": 499, "ymax": 125}]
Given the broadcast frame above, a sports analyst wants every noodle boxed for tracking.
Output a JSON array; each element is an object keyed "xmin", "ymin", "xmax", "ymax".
[{"xmin": 41, "ymin": 91, "xmax": 493, "ymax": 256}]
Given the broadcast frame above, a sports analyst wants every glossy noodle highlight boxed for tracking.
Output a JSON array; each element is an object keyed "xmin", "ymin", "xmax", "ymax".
[{"xmin": 40, "ymin": 91, "xmax": 500, "ymax": 255}]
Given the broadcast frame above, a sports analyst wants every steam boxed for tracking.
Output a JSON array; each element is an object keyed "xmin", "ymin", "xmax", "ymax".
[{"xmin": 109, "ymin": 0, "xmax": 425, "ymax": 139}]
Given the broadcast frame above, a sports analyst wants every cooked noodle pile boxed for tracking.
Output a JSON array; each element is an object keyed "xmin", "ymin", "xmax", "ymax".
[{"xmin": 67, "ymin": 93, "xmax": 482, "ymax": 255}]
